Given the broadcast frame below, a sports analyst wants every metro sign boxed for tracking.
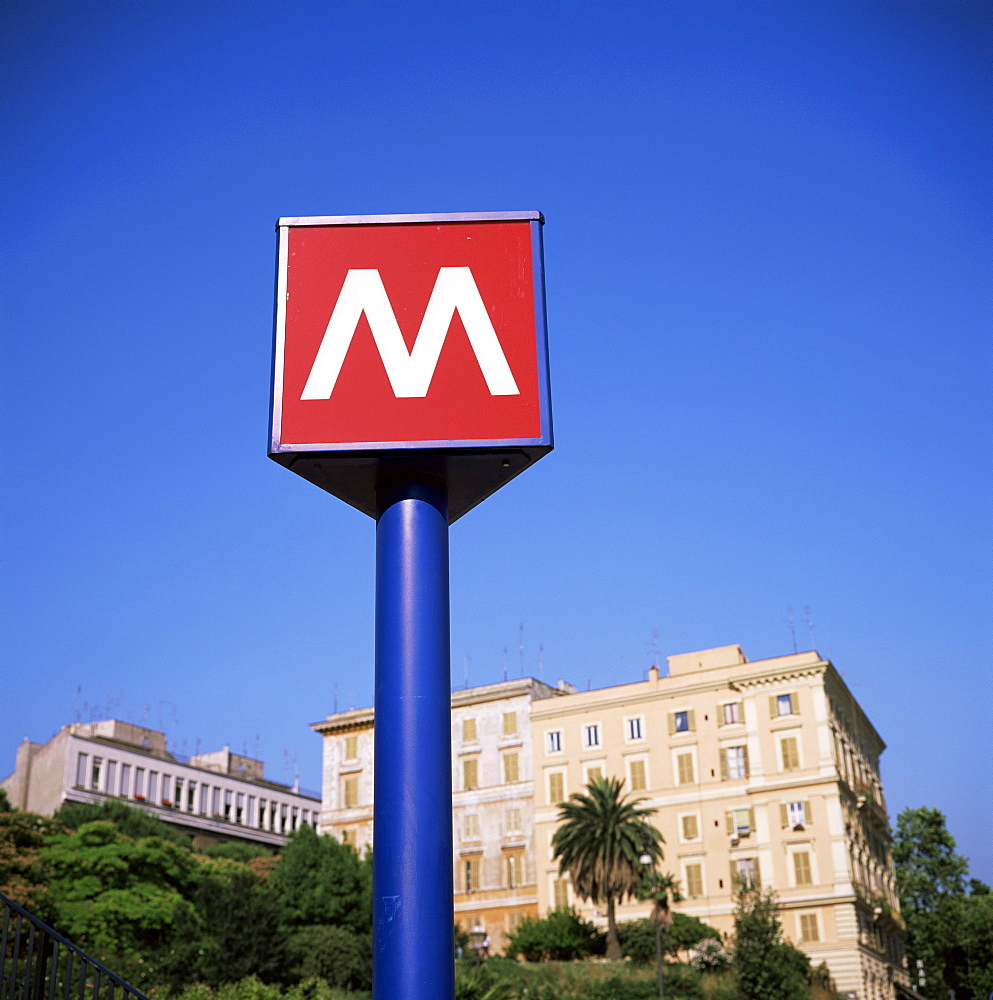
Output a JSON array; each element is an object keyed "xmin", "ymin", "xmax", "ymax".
[{"xmin": 269, "ymin": 212, "xmax": 553, "ymax": 521}]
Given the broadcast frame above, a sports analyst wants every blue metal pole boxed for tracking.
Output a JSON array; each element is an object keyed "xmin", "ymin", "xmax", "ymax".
[{"xmin": 373, "ymin": 479, "xmax": 454, "ymax": 1000}]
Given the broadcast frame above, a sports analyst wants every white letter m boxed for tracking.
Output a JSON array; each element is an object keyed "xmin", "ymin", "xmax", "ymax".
[{"xmin": 300, "ymin": 267, "xmax": 520, "ymax": 399}]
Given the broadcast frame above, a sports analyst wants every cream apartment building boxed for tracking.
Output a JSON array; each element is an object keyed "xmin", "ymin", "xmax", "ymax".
[
  {"xmin": 531, "ymin": 645, "xmax": 909, "ymax": 1000},
  {"xmin": 312, "ymin": 677, "xmax": 571, "ymax": 949},
  {"xmin": 313, "ymin": 645, "xmax": 909, "ymax": 999},
  {"xmin": 2, "ymin": 719, "xmax": 320, "ymax": 849}
]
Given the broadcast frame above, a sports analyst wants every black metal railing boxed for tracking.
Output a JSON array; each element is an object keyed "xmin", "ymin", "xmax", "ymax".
[{"xmin": 0, "ymin": 892, "xmax": 151, "ymax": 1000}]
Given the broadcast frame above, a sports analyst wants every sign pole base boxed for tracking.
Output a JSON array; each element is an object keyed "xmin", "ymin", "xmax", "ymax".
[{"xmin": 373, "ymin": 479, "xmax": 454, "ymax": 1000}]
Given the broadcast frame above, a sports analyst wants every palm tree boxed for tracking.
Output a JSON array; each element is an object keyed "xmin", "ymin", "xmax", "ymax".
[{"xmin": 551, "ymin": 775, "xmax": 663, "ymax": 960}]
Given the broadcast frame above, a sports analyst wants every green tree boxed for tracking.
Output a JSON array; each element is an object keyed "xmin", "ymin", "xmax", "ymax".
[
  {"xmin": 551, "ymin": 776, "xmax": 663, "ymax": 960},
  {"xmin": 53, "ymin": 799, "xmax": 191, "ymax": 846},
  {"xmin": 504, "ymin": 907, "xmax": 604, "ymax": 961},
  {"xmin": 893, "ymin": 806, "xmax": 993, "ymax": 1000},
  {"xmin": 0, "ymin": 787, "xmax": 14, "ymax": 812},
  {"xmin": 43, "ymin": 820, "xmax": 197, "ymax": 956},
  {"xmin": 287, "ymin": 925, "xmax": 371, "ymax": 990},
  {"xmin": 0, "ymin": 810, "xmax": 59, "ymax": 920},
  {"xmin": 163, "ymin": 868, "xmax": 288, "ymax": 988},
  {"xmin": 732, "ymin": 884, "xmax": 809, "ymax": 1000},
  {"xmin": 269, "ymin": 824, "xmax": 372, "ymax": 935},
  {"xmin": 618, "ymin": 912, "xmax": 722, "ymax": 964}
]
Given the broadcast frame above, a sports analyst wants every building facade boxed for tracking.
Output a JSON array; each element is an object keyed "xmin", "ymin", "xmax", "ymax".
[
  {"xmin": 312, "ymin": 646, "xmax": 909, "ymax": 1000},
  {"xmin": 2, "ymin": 719, "xmax": 320, "ymax": 849},
  {"xmin": 312, "ymin": 677, "xmax": 571, "ymax": 948}
]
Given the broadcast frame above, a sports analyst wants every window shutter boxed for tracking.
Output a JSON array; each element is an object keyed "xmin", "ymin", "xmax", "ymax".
[
  {"xmin": 769, "ymin": 696, "xmax": 777, "ymax": 718},
  {"xmin": 754, "ymin": 858, "xmax": 761, "ymax": 886},
  {"xmin": 719, "ymin": 748, "xmax": 729, "ymax": 781},
  {"xmin": 780, "ymin": 803, "xmax": 789, "ymax": 828},
  {"xmin": 736, "ymin": 700, "xmax": 744, "ymax": 723},
  {"xmin": 503, "ymin": 712, "xmax": 517, "ymax": 735},
  {"xmin": 549, "ymin": 772, "xmax": 564, "ymax": 804},
  {"xmin": 742, "ymin": 745, "xmax": 750, "ymax": 778},
  {"xmin": 687, "ymin": 710, "xmax": 696, "ymax": 731},
  {"xmin": 668, "ymin": 712, "xmax": 676, "ymax": 735},
  {"xmin": 789, "ymin": 692, "xmax": 798, "ymax": 714},
  {"xmin": 630, "ymin": 759, "xmax": 646, "ymax": 791},
  {"xmin": 726, "ymin": 811, "xmax": 735, "ymax": 835},
  {"xmin": 729, "ymin": 859, "xmax": 737, "ymax": 886},
  {"xmin": 803, "ymin": 800, "xmax": 810, "ymax": 824},
  {"xmin": 748, "ymin": 807, "xmax": 755, "ymax": 831}
]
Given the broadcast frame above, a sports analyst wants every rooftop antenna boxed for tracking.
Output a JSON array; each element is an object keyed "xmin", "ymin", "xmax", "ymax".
[
  {"xmin": 293, "ymin": 753, "xmax": 300, "ymax": 792},
  {"xmin": 650, "ymin": 628, "xmax": 661, "ymax": 675},
  {"xmin": 502, "ymin": 646, "xmax": 508, "ymax": 682},
  {"xmin": 349, "ymin": 691, "xmax": 355, "ymax": 710},
  {"xmin": 73, "ymin": 685, "xmax": 81, "ymax": 723},
  {"xmin": 518, "ymin": 624, "xmax": 524, "ymax": 678},
  {"xmin": 463, "ymin": 653, "xmax": 470, "ymax": 689},
  {"xmin": 333, "ymin": 683, "xmax": 338, "ymax": 714},
  {"xmin": 786, "ymin": 606, "xmax": 798, "ymax": 654},
  {"xmin": 538, "ymin": 645, "xmax": 544, "ymax": 681},
  {"xmin": 804, "ymin": 606, "xmax": 815, "ymax": 651}
]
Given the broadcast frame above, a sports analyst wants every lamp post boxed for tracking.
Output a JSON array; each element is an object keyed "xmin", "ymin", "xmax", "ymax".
[
  {"xmin": 639, "ymin": 850, "xmax": 664, "ymax": 1000},
  {"xmin": 469, "ymin": 924, "xmax": 486, "ymax": 967}
]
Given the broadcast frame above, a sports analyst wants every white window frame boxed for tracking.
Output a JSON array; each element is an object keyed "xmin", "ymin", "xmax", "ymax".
[
  {"xmin": 787, "ymin": 844, "xmax": 817, "ymax": 888},
  {"xmin": 625, "ymin": 715, "xmax": 644, "ymax": 742},
  {"xmin": 673, "ymin": 710, "xmax": 691, "ymax": 733},
  {"xmin": 682, "ymin": 858, "xmax": 705, "ymax": 898},
  {"xmin": 721, "ymin": 701, "xmax": 742, "ymax": 725},
  {"xmin": 672, "ymin": 746, "xmax": 697, "ymax": 786},
  {"xmin": 777, "ymin": 692, "xmax": 795, "ymax": 716},
  {"xmin": 796, "ymin": 911, "xmax": 821, "ymax": 943},
  {"xmin": 627, "ymin": 755, "xmax": 649, "ymax": 792},
  {"xmin": 583, "ymin": 722, "xmax": 601, "ymax": 748},
  {"xmin": 546, "ymin": 730, "xmax": 562, "ymax": 754},
  {"xmin": 778, "ymin": 732, "xmax": 803, "ymax": 771},
  {"xmin": 726, "ymin": 745, "xmax": 747, "ymax": 780},
  {"xmin": 787, "ymin": 801, "xmax": 807, "ymax": 828}
]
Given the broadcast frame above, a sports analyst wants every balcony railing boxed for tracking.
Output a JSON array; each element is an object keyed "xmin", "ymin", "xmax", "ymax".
[{"xmin": 1, "ymin": 891, "xmax": 150, "ymax": 1000}]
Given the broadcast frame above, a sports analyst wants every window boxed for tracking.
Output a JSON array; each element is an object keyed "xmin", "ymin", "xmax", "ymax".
[
  {"xmin": 506, "ymin": 911, "xmax": 525, "ymax": 935},
  {"xmin": 506, "ymin": 852, "xmax": 524, "ymax": 888},
  {"xmin": 464, "ymin": 857, "xmax": 481, "ymax": 892},
  {"xmin": 161, "ymin": 774, "xmax": 172, "ymax": 804},
  {"xmin": 343, "ymin": 776, "xmax": 358, "ymax": 808},
  {"xmin": 782, "ymin": 801, "xmax": 807, "ymax": 828},
  {"xmin": 793, "ymin": 850, "xmax": 813, "ymax": 887},
  {"xmin": 342, "ymin": 829, "xmax": 354, "ymax": 847},
  {"xmin": 148, "ymin": 772, "xmax": 159, "ymax": 803},
  {"xmin": 105, "ymin": 761, "xmax": 116, "ymax": 794},
  {"xmin": 463, "ymin": 718, "xmax": 477, "ymax": 743},
  {"xmin": 503, "ymin": 752, "xmax": 519, "ymax": 784},
  {"xmin": 188, "ymin": 781, "xmax": 197, "ymax": 811},
  {"xmin": 247, "ymin": 795, "xmax": 255, "ymax": 826},
  {"xmin": 626, "ymin": 717, "xmax": 643, "ymax": 741},
  {"xmin": 91, "ymin": 758, "xmax": 102, "ymax": 791},
  {"xmin": 234, "ymin": 792, "xmax": 244, "ymax": 824},
  {"xmin": 799, "ymin": 913, "xmax": 820, "ymax": 942},
  {"xmin": 548, "ymin": 771, "xmax": 564, "ymax": 804},
  {"xmin": 721, "ymin": 745, "xmax": 749, "ymax": 780},
  {"xmin": 781, "ymin": 736, "xmax": 800, "ymax": 771},
  {"xmin": 463, "ymin": 757, "xmax": 479, "ymax": 791},
  {"xmin": 584, "ymin": 724, "xmax": 600, "ymax": 748},
  {"xmin": 676, "ymin": 752, "xmax": 695, "ymax": 785},
  {"xmin": 175, "ymin": 778, "xmax": 183, "ymax": 809},
  {"xmin": 585, "ymin": 765, "xmax": 603, "ymax": 785},
  {"xmin": 771, "ymin": 692, "xmax": 797, "ymax": 717},
  {"xmin": 464, "ymin": 813, "xmax": 480, "ymax": 839},
  {"xmin": 505, "ymin": 807, "xmax": 521, "ymax": 833},
  {"xmin": 224, "ymin": 789, "xmax": 232, "ymax": 820},
  {"xmin": 120, "ymin": 764, "xmax": 130, "ymax": 797},
  {"xmin": 134, "ymin": 767, "xmax": 145, "ymax": 797},
  {"xmin": 258, "ymin": 799, "xmax": 267, "ymax": 829},
  {"xmin": 670, "ymin": 710, "xmax": 695, "ymax": 734},
  {"xmin": 553, "ymin": 877, "xmax": 569, "ymax": 909},
  {"xmin": 681, "ymin": 814, "xmax": 699, "ymax": 841},
  {"xmin": 721, "ymin": 702, "xmax": 742, "ymax": 726},
  {"xmin": 503, "ymin": 712, "xmax": 517, "ymax": 736},
  {"xmin": 546, "ymin": 730, "xmax": 562, "ymax": 753},
  {"xmin": 685, "ymin": 863, "xmax": 704, "ymax": 898},
  {"xmin": 344, "ymin": 736, "xmax": 358, "ymax": 761},
  {"xmin": 733, "ymin": 857, "xmax": 760, "ymax": 889},
  {"xmin": 75, "ymin": 753, "xmax": 88, "ymax": 787},
  {"xmin": 629, "ymin": 759, "xmax": 646, "ymax": 791},
  {"xmin": 727, "ymin": 808, "xmax": 753, "ymax": 838}
]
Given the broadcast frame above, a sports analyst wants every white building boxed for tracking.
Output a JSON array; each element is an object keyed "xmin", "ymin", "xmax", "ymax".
[{"xmin": 2, "ymin": 719, "xmax": 319, "ymax": 849}]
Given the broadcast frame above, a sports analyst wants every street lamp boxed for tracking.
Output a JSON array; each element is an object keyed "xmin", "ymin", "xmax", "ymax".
[
  {"xmin": 469, "ymin": 924, "xmax": 486, "ymax": 967},
  {"xmin": 640, "ymin": 849, "xmax": 664, "ymax": 1000}
]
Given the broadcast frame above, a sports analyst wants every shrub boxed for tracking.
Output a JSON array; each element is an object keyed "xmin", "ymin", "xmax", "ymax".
[
  {"xmin": 287, "ymin": 925, "xmax": 371, "ymax": 990},
  {"xmin": 505, "ymin": 907, "xmax": 605, "ymax": 961}
]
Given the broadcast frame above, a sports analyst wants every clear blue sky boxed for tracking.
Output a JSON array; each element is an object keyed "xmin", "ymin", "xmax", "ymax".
[{"xmin": 2, "ymin": 1, "xmax": 989, "ymax": 881}]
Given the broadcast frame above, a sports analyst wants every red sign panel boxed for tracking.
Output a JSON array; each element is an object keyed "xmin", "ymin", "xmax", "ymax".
[{"xmin": 269, "ymin": 212, "xmax": 552, "ymax": 520}]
